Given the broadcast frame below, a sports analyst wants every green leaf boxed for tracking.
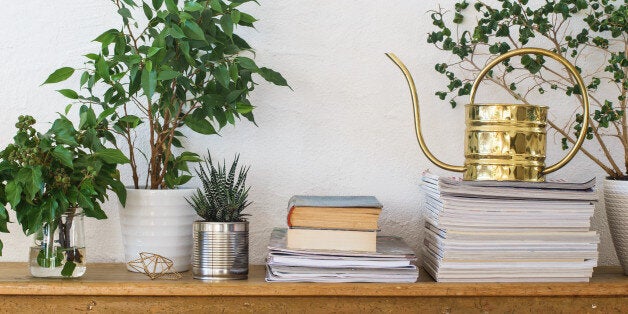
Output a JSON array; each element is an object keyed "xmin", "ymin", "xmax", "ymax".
[
  {"xmin": 96, "ymin": 57, "xmax": 110, "ymax": 81},
  {"xmin": 50, "ymin": 118, "xmax": 78, "ymax": 146},
  {"xmin": 214, "ymin": 65, "xmax": 230, "ymax": 88},
  {"xmin": 235, "ymin": 56, "xmax": 258, "ymax": 70},
  {"xmin": 57, "ymin": 89, "xmax": 79, "ymax": 99},
  {"xmin": 145, "ymin": 59, "xmax": 153, "ymax": 72},
  {"xmin": 238, "ymin": 12, "xmax": 257, "ymax": 24},
  {"xmin": 61, "ymin": 261, "xmax": 77, "ymax": 277},
  {"xmin": 210, "ymin": 0, "xmax": 223, "ymax": 12},
  {"xmin": 95, "ymin": 148, "xmax": 131, "ymax": 164},
  {"xmin": 121, "ymin": 0, "xmax": 138, "ymax": 7},
  {"xmin": 157, "ymin": 70, "xmax": 180, "ymax": 80},
  {"xmin": 79, "ymin": 106, "xmax": 97, "ymax": 129},
  {"xmin": 53, "ymin": 191, "xmax": 69, "ymax": 214},
  {"xmin": 220, "ymin": 14, "xmax": 233, "ymax": 38},
  {"xmin": 0, "ymin": 204, "xmax": 9, "ymax": 233},
  {"xmin": 184, "ymin": 20, "xmax": 206, "ymax": 41},
  {"xmin": 5, "ymin": 181, "xmax": 22, "ymax": 208},
  {"xmin": 118, "ymin": 7, "xmax": 132, "ymax": 19},
  {"xmin": 236, "ymin": 102, "xmax": 254, "ymax": 114},
  {"xmin": 110, "ymin": 179, "xmax": 127, "ymax": 207},
  {"xmin": 88, "ymin": 203, "xmax": 107, "ymax": 220},
  {"xmin": 178, "ymin": 151, "xmax": 202, "ymax": 162},
  {"xmin": 67, "ymin": 186, "xmax": 79, "ymax": 204},
  {"xmin": 147, "ymin": 47, "xmax": 162, "ymax": 57},
  {"xmin": 93, "ymin": 29, "xmax": 118, "ymax": 46},
  {"xmin": 152, "ymin": 0, "xmax": 163, "ymax": 9},
  {"xmin": 226, "ymin": 89, "xmax": 244, "ymax": 103},
  {"xmin": 37, "ymin": 249, "xmax": 51, "ymax": 267},
  {"xmin": 52, "ymin": 146, "xmax": 74, "ymax": 169},
  {"xmin": 80, "ymin": 72, "xmax": 90, "ymax": 88},
  {"xmin": 41, "ymin": 198, "xmax": 58, "ymax": 225},
  {"xmin": 184, "ymin": 1, "xmax": 204, "ymax": 12},
  {"xmin": 17, "ymin": 167, "xmax": 42, "ymax": 201},
  {"xmin": 168, "ymin": 25, "xmax": 185, "ymax": 38},
  {"xmin": 119, "ymin": 115, "xmax": 143, "ymax": 128},
  {"xmin": 521, "ymin": 55, "xmax": 542, "ymax": 74},
  {"xmin": 141, "ymin": 68, "xmax": 157, "ymax": 100},
  {"xmin": 259, "ymin": 67, "xmax": 289, "ymax": 87},
  {"xmin": 184, "ymin": 110, "xmax": 217, "ymax": 135},
  {"xmin": 231, "ymin": 10, "xmax": 241, "ymax": 24},
  {"xmin": 142, "ymin": 1, "xmax": 153, "ymax": 19},
  {"xmin": 177, "ymin": 175, "xmax": 193, "ymax": 185},
  {"xmin": 164, "ymin": 0, "xmax": 178, "ymax": 12},
  {"xmin": 97, "ymin": 108, "xmax": 116, "ymax": 123},
  {"xmin": 42, "ymin": 67, "xmax": 74, "ymax": 85},
  {"xmin": 64, "ymin": 104, "xmax": 73, "ymax": 115}
]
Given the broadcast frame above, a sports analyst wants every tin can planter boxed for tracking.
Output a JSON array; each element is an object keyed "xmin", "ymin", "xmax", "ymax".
[{"xmin": 192, "ymin": 221, "xmax": 249, "ymax": 280}]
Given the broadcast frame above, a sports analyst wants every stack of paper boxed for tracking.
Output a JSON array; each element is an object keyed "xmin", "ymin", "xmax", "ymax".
[
  {"xmin": 421, "ymin": 172, "xmax": 599, "ymax": 282},
  {"xmin": 266, "ymin": 228, "xmax": 419, "ymax": 282}
]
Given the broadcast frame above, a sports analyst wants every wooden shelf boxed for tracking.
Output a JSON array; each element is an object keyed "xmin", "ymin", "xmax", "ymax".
[{"xmin": 1, "ymin": 263, "xmax": 626, "ymax": 312}]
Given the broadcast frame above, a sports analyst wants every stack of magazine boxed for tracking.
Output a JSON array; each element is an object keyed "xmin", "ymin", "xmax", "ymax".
[
  {"xmin": 421, "ymin": 172, "xmax": 599, "ymax": 282},
  {"xmin": 265, "ymin": 228, "xmax": 419, "ymax": 282}
]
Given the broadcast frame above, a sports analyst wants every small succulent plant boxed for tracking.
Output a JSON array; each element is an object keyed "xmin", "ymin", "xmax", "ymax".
[{"xmin": 187, "ymin": 152, "xmax": 251, "ymax": 222}]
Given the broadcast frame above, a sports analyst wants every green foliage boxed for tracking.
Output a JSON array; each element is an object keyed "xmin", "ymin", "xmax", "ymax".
[
  {"xmin": 43, "ymin": 0, "xmax": 289, "ymax": 189},
  {"xmin": 187, "ymin": 152, "xmax": 251, "ymax": 222},
  {"xmin": 0, "ymin": 113, "xmax": 128, "ymax": 255},
  {"xmin": 428, "ymin": 0, "xmax": 628, "ymax": 178}
]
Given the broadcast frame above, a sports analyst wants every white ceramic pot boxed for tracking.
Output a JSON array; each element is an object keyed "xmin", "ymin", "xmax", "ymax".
[
  {"xmin": 119, "ymin": 188, "xmax": 197, "ymax": 272},
  {"xmin": 604, "ymin": 178, "xmax": 628, "ymax": 275}
]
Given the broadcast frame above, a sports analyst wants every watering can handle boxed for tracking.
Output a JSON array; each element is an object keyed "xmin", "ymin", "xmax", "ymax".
[
  {"xmin": 469, "ymin": 47, "xmax": 590, "ymax": 175},
  {"xmin": 386, "ymin": 53, "xmax": 465, "ymax": 173}
]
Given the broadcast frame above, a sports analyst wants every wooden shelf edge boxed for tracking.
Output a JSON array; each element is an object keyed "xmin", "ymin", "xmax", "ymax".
[{"xmin": 0, "ymin": 263, "xmax": 625, "ymax": 297}]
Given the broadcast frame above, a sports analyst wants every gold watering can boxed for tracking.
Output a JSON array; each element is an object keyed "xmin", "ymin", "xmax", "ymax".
[{"xmin": 386, "ymin": 48, "xmax": 590, "ymax": 182}]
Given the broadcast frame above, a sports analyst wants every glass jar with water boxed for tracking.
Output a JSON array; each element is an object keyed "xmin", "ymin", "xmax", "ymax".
[{"xmin": 29, "ymin": 207, "xmax": 86, "ymax": 278}]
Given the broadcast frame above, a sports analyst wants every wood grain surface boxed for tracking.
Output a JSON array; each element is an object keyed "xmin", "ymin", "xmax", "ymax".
[{"xmin": 0, "ymin": 263, "xmax": 625, "ymax": 313}]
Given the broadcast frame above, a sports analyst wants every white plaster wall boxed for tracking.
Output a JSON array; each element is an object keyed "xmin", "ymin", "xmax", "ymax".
[{"xmin": 0, "ymin": 0, "xmax": 620, "ymax": 266}]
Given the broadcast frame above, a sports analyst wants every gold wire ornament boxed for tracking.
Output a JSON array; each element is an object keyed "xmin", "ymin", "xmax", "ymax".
[{"xmin": 127, "ymin": 252, "xmax": 183, "ymax": 280}]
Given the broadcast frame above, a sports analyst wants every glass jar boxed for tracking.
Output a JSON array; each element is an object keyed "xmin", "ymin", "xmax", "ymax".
[{"xmin": 29, "ymin": 208, "xmax": 86, "ymax": 278}]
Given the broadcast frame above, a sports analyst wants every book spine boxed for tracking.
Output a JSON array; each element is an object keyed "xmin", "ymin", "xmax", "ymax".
[{"xmin": 287, "ymin": 206, "xmax": 295, "ymax": 227}]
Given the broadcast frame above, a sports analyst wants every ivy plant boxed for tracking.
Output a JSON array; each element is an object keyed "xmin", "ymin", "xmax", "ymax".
[
  {"xmin": 44, "ymin": 0, "xmax": 289, "ymax": 189},
  {"xmin": 0, "ymin": 112, "xmax": 128, "ymax": 275},
  {"xmin": 427, "ymin": 0, "xmax": 627, "ymax": 178}
]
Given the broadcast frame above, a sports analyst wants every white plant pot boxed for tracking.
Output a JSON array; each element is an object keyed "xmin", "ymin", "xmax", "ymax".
[
  {"xmin": 119, "ymin": 188, "xmax": 197, "ymax": 272},
  {"xmin": 604, "ymin": 178, "xmax": 628, "ymax": 275}
]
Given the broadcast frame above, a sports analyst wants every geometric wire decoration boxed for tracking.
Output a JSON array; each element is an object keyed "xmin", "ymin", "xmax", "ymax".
[{"xmin": 126, "ymin": 252, "xmax": 182, "ymax": 280}]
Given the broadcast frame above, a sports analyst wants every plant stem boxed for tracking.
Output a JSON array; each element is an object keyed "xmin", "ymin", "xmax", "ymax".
[{"xmin": 57, "ymin": 207, "xmax": 81, "ymax": 263}]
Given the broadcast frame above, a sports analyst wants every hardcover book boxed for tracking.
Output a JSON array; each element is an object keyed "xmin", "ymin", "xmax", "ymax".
[
  {"xmin": 286, "ymin": 195, "xmax": 382, "ymax": 231},
  {"xmin": 286, "ymin": 228, "xmax": 377, "ymax": 252}
]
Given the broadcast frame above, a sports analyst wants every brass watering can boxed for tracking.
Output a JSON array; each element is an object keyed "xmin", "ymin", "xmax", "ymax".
[{"xmin": 386, "ymin": 48, "xmax": 590, "ymax": 182}]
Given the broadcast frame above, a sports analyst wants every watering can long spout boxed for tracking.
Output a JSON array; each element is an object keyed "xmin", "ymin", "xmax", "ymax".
[{"xmin": 386, "ymin": 53, "xmax": 465, "ymax": 173}]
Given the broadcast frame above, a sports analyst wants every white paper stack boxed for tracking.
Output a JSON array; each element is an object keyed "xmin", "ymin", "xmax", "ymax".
[
  {"xmin": 266, "ymin": 228, "xmax": 419, "ymax": 283},
  {"xmin": 421, "ymin": 172, "xmax": 599, "ymax": 282}
]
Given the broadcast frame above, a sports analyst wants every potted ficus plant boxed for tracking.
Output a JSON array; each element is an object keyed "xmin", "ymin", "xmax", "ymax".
[
  {"xmin": 43, "ymin": 0, "xmax": 288, "ymax": 271},
  {"xmin": 424, "ymin": 0, "xmax": 627, "ymax": 273},
  {"xmin": 187, "ymin": 152, "xmax": 251, "ymax": 280},
  {"xmin": 0, "ymin": 111, "xmax": 128, "ymax": 277}
]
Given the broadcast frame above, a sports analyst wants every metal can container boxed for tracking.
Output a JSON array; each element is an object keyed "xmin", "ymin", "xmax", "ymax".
[
  {"xmin": 192, "ymin": 221, "xmax": 249, "ymax": 280},
  {"xmin": 464, "ymin": 103, "xmax": 548, "ymax": 181}
]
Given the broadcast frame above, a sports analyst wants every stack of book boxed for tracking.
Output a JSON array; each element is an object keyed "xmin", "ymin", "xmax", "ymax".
[
  {"xmin": 421, "ymin": 172, "xmax": 599, "ymax": 282},
  {"xmin": 265, "ymin": 195, "xmax": 419, "ymax": 282}
]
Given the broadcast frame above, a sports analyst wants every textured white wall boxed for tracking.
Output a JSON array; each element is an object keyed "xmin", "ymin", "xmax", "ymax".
[{"xmin": 0, "ymin": 1, "xmax": 620, "ymax": 266}]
